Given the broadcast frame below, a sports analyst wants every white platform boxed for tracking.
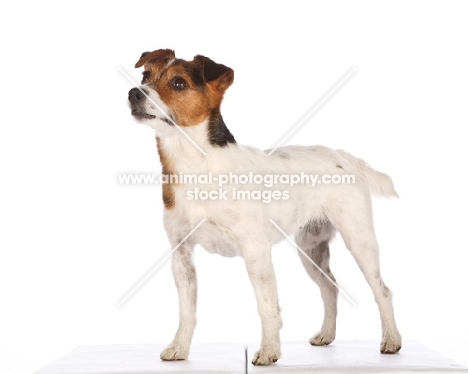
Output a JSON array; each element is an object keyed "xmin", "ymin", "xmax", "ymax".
[
  {"xmin": 34, "ymin": 341, "xmax": 468, "ymax": 374},
  {"xmin": 33, "ymin": 343, "xmax": 246, "ymax": 374},
  {"xmin": 247, "ymin": 341, "xmax": 468, "ymax": 373}
]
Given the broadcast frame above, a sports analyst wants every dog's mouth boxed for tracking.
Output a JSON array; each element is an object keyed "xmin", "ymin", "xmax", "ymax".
[{"xmin": 131, "ymin": 109, "xmax": 156, "ymax": 120}]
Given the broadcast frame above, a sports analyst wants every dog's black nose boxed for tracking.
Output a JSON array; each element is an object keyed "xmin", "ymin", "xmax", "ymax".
[{"xmin": 128, "ymin": 87, "xmax": 145, "ymax": 104}]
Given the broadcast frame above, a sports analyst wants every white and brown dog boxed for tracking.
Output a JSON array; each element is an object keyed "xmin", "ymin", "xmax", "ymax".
[{"xmin": 127, "ymin": 49, "xmax": 402, "ymax": 365}]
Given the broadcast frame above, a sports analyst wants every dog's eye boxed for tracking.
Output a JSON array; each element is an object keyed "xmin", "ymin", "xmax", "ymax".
[
  {"xmin": 141, "ymin": 71, "xmax": 150, "ymax": 84},
  {"xmin": 171, "ymin": 77, "xmax": 188, "ymax": 91}
]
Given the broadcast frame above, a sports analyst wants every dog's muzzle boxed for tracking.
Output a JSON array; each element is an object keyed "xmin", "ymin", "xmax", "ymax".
[{"xmin": 128, "ymin": 87, "xmax": 156, "ymax": 120}]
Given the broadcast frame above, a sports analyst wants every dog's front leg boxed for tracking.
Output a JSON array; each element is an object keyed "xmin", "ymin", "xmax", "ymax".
[
  {"xmin": 243, "ymin": 244, "xmax": 282, "ymax": 365},
  {"xmin": 160, "ymin": 241, "xmax": 197, "ymax": 361}
]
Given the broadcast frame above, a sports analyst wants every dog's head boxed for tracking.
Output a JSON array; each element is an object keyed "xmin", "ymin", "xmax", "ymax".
[{"xmin": 128, "ymin": 49, "xmax": 234, "ymax": 131}]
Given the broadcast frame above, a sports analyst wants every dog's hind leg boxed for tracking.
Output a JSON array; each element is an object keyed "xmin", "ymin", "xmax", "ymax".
[
  {"xmin": 160, "ymin": 240, "xmax": 197, "ymax": 361},
  {"xmin": 324, "ymin": 191, "xmax": 402, "ymax": 354},
  {"xmin": 295, "ymin": 220, "xmax": 338, "ymax": 346}
]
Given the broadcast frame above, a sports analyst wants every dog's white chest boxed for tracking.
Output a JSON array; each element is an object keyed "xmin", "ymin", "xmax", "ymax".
[{"xmin": 165, "ymin": 196, "xmax": 243, "ymax": 258}]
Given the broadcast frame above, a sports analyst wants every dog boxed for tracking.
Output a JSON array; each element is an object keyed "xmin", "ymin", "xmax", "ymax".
[{"xmin": 127, "ymin": 49, "xmax": 402, "ymax": 366}]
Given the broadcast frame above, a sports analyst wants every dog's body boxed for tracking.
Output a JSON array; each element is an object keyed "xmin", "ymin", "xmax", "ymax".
[{"xmin": 127, "ymin": 49, "xmax": 402, "ymax": 365}]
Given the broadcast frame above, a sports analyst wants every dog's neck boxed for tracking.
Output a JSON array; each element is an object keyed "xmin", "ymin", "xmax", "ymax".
[
  {"xmin": 155, "ymin": 111, "xmax": 237, "ymax": 173},
  {"xmin": 207, "ymin": 109, "xmax": 236, "ymax": 147}
]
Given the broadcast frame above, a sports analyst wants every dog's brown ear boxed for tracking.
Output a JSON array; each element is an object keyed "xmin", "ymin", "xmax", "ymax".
[
  {"xmin": 194, "ymin": 55, "xmax": 234, "ymax": 91},
  {"xmin": 135, "ymin": 49, "xmax": 175, "ymax": 68}
]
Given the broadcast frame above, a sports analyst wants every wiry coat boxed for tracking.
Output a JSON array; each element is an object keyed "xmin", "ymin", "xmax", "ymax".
[{"xmin": 127, "ymin": 49, "xmax": 402, "ymax": 365}]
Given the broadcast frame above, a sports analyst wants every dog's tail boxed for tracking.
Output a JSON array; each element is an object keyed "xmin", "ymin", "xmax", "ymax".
[{"xmin": 337, "ymin": 150, "xmax": 399, "ymax": 198}]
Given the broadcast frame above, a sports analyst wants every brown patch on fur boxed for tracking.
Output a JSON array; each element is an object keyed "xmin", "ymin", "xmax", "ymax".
[
  {"xmin": 156, "ymin": 136, "xmax": 175, "ymax": 209},
  {"xmin": 135, "ymin": 49, "xmax": 175, "ymax": 69},
  {"xmin": 136, "ymin": 49, "xmax": 176, "ymax": 88},
  {"xmin": 137, "ymin": 51, "xmax": 234, "ymax": 127},
  {"xmin": 153, "ymin": 63, "xmax": 211, "ymax": 126}
]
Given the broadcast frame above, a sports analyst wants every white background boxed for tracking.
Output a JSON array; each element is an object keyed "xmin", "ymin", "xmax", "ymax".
[{"xmin": 1, "ymin": 1, "xmax": 468, "ymax": 373}]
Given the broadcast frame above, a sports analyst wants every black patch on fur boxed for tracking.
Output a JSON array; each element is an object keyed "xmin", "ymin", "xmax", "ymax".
[
  {"xmin": 208, "ymin": 109, "xmax": 236, "ymax": 146},
  {"xmin": 193, "ymin": 55, "xmax": 232, "ymax": 83},
  {"xmin": 141, "ymin": 71, "xmax": 150, "ymax": 84},
  {"xmin": 172, "ymin": 60, "xmax": 205, "ymax": 89},
  {"xmin": 140, "ymin": 51, "xmax": 150, "ymax": 58},
  {"xmin": 336, "ymin": 164, "xmax": 343, "ymax": 169},
  {"xmin": 161, "ymin": 117, "xmax": 173, "ymax": 126},
  {"xmin": 203, "ymin": 59, "xmax": 231, "ymax": 82}
]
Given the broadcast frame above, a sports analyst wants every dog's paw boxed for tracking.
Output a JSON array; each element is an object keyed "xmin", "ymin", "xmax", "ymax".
[
  {"xmin": 251, "ymin": 345, "xmax": 281, "ymax": 366},
  {"xmin": 309, "ymin": 330, "xmax": 335, "ymax": 346},
  {"xmin": 160, "ymin": 344, "xmax": 189, "ymax": 361},
  {"xmin": 380, "ymin": 333, "xmax": 402, "ymax": 354}
]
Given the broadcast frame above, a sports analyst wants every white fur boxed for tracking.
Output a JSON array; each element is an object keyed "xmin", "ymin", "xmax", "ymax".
[{"xmin": 136, "ymin": 86, "xmax": 402, "ymax": 365}]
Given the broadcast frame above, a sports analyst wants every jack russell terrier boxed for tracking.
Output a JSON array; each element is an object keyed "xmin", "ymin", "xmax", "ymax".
[{"xmin": 127, "ymin": 49, "xmax": 402, "ymax": 365}]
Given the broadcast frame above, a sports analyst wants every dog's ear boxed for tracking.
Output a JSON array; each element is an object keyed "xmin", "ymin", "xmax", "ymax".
[
  {"xmin": 194, "ymin": 55, "xmax": 234, "ymax": 92},
  {"xmin": 135, "ymin": 49, "xmax": 175, "ymax": 68}
]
